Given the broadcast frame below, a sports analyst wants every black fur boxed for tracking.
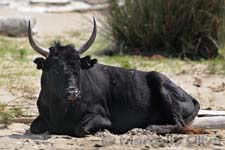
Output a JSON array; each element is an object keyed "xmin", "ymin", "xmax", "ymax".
[
  {"xmin": 34, "ymin": 57, "xmax": 46, "ymax": 70},
  {"xmin": 80, "ymin": 55, "xmax": 97, "ymax": 69},
  {"xmin": 31, "ymin": 43, "xmax": 200, "ymax": 137}
]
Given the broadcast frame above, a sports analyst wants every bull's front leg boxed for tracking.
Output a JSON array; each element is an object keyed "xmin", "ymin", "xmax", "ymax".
[
  {"xmin": 74, "ymin": 114, "xmax": 111, "ymax": 137},
  {"xmin": 30, "ymin": 91, "xmax": 49, "ymax": 134},
  {"xmin": 30, "ymin": 115, "xmax": 48, "ymax": 134}
]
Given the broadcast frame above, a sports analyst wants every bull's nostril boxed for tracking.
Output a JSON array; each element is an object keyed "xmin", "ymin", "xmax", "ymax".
[
  {"xmin": 74, "ymin": 90, "xmax": 79, "ymax": 94},
  {"xmin": 66, "ymin": 89, "xmax": 80, "ymax": 101},
  {"xmin": 67, "ymin": 87, "xmax": 73, "ymax": 92},
  {"xmin": 67, "ymin": 90, "xmax": 79, "ymax": 95}
]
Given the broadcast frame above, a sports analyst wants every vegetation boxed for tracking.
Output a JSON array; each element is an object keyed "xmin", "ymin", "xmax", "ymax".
[
  {"xmin": 0, "ymin": 21, "xmax": 225, "ymax": 121},
  {"xmin": 106, "ymin": 0, "xmax": 225, "ymax": 59},
  {"xmin": 0, "ymin": 102, "xmax": 14, "ymax": 123},
  {"xmin": 0, "ymin": 36, "xmax": 39, "ymax": 122},
  {"xmin": 0, "ymin": 102, "xmax": 25, "ymax": 123},
  {"xmin": 0, "ymin": 36, "xmax": 39, "ymax": 97}
]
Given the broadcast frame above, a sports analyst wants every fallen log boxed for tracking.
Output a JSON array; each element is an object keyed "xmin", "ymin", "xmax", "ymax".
[
  {"xmin": 198, "ymin": 109, "xmax": 225, "ymax": 117},
  {"xmin": 189, "ymin": 109, "xmax": 225, "ymax": 129},
  {"xmin": 190, "ymin": 116, "xmax": 225, "ymax": 129}
]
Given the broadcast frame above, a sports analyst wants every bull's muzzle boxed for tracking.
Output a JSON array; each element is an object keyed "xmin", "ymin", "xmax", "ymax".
[{"xmin": 66, "ymin": 89, "xmax": 80, "ymax": 101}]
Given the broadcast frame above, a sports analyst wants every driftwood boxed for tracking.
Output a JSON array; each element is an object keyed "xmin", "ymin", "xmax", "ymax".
[
  {"xmin": 190, "ymin": 110, "xmax": 225, "ymax": 129},
  {"xmin": 190, "ymin": 116, "xmax": 225, "ymax": 129},
  {"xmin": 198, "ymin": 109, "xmax": 225, "ymax": 117}
]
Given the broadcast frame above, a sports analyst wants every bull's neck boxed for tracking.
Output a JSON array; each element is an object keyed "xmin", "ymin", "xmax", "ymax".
[{"xmin": 79, "ymin": 67, "xmax": 96, "ymax": 97}]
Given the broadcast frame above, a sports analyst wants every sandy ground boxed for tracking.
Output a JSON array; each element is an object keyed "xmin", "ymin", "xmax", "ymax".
[
  {"xmin": 0, "ymin": 7, "xmax": 225, "ymax": 150},
  {"xmin": 0, "ymin": 7, "xmax": 103, "ymax": 36},
  {"xmin": 1, "ymin": 124, "xmax": 225, "ymax": 150}
]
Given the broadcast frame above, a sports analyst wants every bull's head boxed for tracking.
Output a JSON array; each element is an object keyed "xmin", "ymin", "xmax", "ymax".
[{"xmin": 28, "ymin": 17, "xmax": 97, "ymax": 102}]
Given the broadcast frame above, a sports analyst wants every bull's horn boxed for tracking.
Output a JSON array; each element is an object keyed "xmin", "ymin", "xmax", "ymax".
[
  {"xmin": 28, "ymin": 21, "xmax": 49, "ymax": 57},
  {"xmin": 78, "ymin": 17, "xmax": 97, "ymax": 54}
]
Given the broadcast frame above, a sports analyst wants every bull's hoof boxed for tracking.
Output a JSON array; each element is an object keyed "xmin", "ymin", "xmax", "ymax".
[
  {"xmin": 73, "ymin": 126, "xmax": 90, "ymax": 138},
  {"xmin": 146, "ymin": 125, "xmax": 178, "ymax": 135},
  {"xmin": 30, "ymin": 117, "xmax": 48, "ymax": 134},
  {"xmin": 179, "ymin": 127, "xmax": 208, "ymax": 134}
]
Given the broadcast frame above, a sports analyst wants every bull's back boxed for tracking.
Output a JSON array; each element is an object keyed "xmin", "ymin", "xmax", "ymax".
[{"xmin": 102, "ymin": 65, "xmax": 153, "ymax": 133}]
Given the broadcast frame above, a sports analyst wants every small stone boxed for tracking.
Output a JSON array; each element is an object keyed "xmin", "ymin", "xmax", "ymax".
[
  {"xmin": 0, "ymin": 16, "xmax": 36, "ymax": 37},
  {"xmin": 94, "ymin": 144, "xmax": 104, "ymax": 148},
  {"xmin": 7, "ymin": 123, "xmax": 29, "ymax": 134},
  {"xmin": 29, "ymin": 0, "xmax": 71, "ymax": 6}
]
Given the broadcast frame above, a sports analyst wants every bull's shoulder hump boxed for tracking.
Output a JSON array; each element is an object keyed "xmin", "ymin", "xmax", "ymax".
[{"xmin": 96, "ymin": 63, "xmax": 145, "ymax": 72}]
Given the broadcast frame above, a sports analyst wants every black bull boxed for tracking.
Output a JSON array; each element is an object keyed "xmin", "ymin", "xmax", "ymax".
[{"xmin": 28, "ymin": 18, "xmax": 200, "ymax": 137}]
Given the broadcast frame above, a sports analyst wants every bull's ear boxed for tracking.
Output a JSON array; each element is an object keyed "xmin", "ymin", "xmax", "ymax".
[
  {"xmin": 80, "ymin": 55, "xmax": 97, "ymax": 69},
  {"xmin": 33, "ymin": 57, "xmax": 47, "ymax": 70}
]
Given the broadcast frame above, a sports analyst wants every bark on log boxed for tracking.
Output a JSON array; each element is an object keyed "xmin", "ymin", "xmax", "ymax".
[
  {"xmin": 189, "ymin": 109, "xmax": 225, "ymax": 129},
  {"xmin": 198, "ymin": 109, "xmax": 225, "ymax": 117},
  {"xmin": 190, "ymin": 116, "xmax": 225, "ymax": 129}
]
